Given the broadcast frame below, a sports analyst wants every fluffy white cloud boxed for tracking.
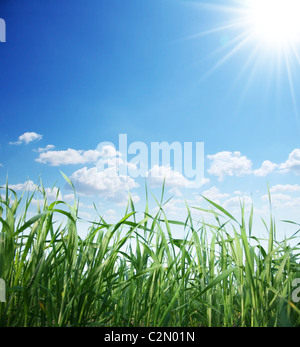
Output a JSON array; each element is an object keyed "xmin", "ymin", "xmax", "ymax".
[
  {"xmin": 63, "ymin": 193, "xmax": 76, "ymax": 201},
  {"xmin": 78, "ymin": 211, "xmax": 92, "ymax": 220},
  {"xmin": 270, "ymin": 184, "xmax": 300, "ymax": 193},
  {"xmin": 104, "ymin": 209, "xmax": 117, "ymax": 216},
  {"xmin": 8, "ymin": 180, "xmax": 36, "ymax": 191},
  {"xmin": 261, "ymin": 192, "xmax": 300, "ymax": 209},
  {"xmin": 146, "ymin": 165, "xmax": 190, "ymax": 188},
  {"xmin": 152, "ymin": 198, "xmax": 187, "ymax": 216},
  {"xmin": 36, "ymin": 148, "xmax": 102, "ymax": 166},
  {"xmin": 223, "ymin": 195, "xmax": 253, "ymax": 210},
  {"xmin": 34, "ymin": 144, "xmax": 55, "ymax": 153},
  {"xmin": 253, "ymin": 160, "xmax": 277, "ymax": 177},
  {"xmin": 35, "ymin": 144, "xmax": 125, "ymax": 167},
  {"xmin": 130, "ymin": 193, "xmax": 140, "ymax": 204},
  {"xmin": 168, "ymin": 187, "xmax": 183, "ymax": 197},
  {"xmin": 5, "ymin": 180, "xmax": 62, "ymax": 201},
  {"xmin": 98, "ymin": 145, "xmax": 121, "ymax": 158},
  {"xmin": 69, "ymin": 166, "xmax": 139, "ymax": 205},
  {"xmin": 43, "ymin": 187, "xmax": 62, "ymax": 201},
  {"xmin": 201, "ymin": 186, "xmax": 230, "ymax": 203},
  {"xmin": 262, "ymin": 193, "xmax": 291, "ymax": 203},
  {"xmin": 207, "ymin": 151, "xmax": 253, "ymax": 181},
  {"xmin": 101, "ymin": 209, "xmax": 120, "ymax": 223},
  {"xmin": 9, "ymin": 132, "xmax": 43, "ymax": 145},
  {"xmin": 279, "ymin": 149, "xmax": 300, "ymax": 174},
  {"xmin": 145, "ymin": 165, "xmax": 208, "ymax": 189},
  {"xmin": 42, "ymin": 144, "xmax": 139, "ymax": 205},
  {"xmin": 191, "ymin": 186, "xmax": 252, "ymax": 214},
  {"xmin": 207, "ymin": 151, "xmax": 281, "ymax": 180}
]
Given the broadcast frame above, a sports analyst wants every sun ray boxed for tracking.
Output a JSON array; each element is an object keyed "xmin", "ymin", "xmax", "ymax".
[
  {"xmin": 201, "ymin": 30, "xmax": 254, "ymax": 80},
  {"xmin": 228, "ymin": 41, "xmax": 265, "ymax": 107},
  {"xmin": 290, "ymin": 43, "xmax": 300, "ymax": 67},
  {"xmin": 283, "ymin": 49, "xmax": 300, "ymax": 127},
  {"xmin": 187, "ymin": 0, "xmax": 300, "ymax": 120}
]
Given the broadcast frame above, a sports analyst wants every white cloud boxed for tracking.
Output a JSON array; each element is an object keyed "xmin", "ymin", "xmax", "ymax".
[
  {"xmin": 104, "ymin": 209, "xmax": 117, "ymax": 218},
  {"xmin": 102, "ymin": 209, "xmax": 119, "ymax": 223},
  {"xmin": 279, "ymin": 149, "xmax": 300, "ymax": 174},
  {"xmin": 270, "ymin": 184, "xmax": 300, "ymax": 193},
  {"xmin": 146, "ymin": 165, "xmax": 190, "ymax": 188},
  {"xmin": 35, "ymin": 144, "xmax": 125, "ymax": 167},
  {"xmin": 69, "ymin": 166, "xmax": 139, "ymax": 205},
  {"xmin": 36, "ymin": 148, "xmax": 102, "ymax": 166},
  {"xmin": 253, "ymin": 160, "xmax": 278, "ymax": 177},
  {"xmin": 49, "ymin": 144, "xmax": 140, "ymax": 205},
  {"xmin": 63, "ymin": 193, "xmax": 76, "ymax": 201},
  {"xmin": 190, "ymin": 187, "xmax": 253, "ymax": 215},
  {"xmin": 78, "ymin": 211, "xmax": 92, "ymax": 220},
  {"xmin": 130, "ymin": 193, "xmax": 140, "ymax": 204},
  {"xmin": 261, "ymin": 192, "xmax": 300, "ymax": 210},
  {"xmin": 43, "ymin": 187, "xmax": 62, "ymax": 201},
  {"xmin": 200, "ymin": 177, "xmax": 210, "ymax": 186},
  {"xmin": 62, "ymin": 144, "xmax": 141, "ymax": 204},
  {"xmin": 9, "ymin": 132, "xmax": 43, "ymax": 145},
  {"xmin": 207, "ymin": 151, "xmax": 253, "ymax": 181},
  {"xmin": 262, "ymin": 193, "xmax": 291, "ymax": 203},
  {"xmin": 201, "ymin": 186, "xmax": 230, "ymax": 203},
  {"xmin": 98, "ymin": 145, "xmax": 122, "ymax": 158},
  {"xmin": 233, "ymin": 190, "xmax": 242, "ymax": 195},
  {"xmin": 206, "ymin": 150, "xmax": 283, "ymax": 179},
  {"xmin": 8, "ymin": 180, "xmax": 36, "ymax": 192},
  {"xmin": 168, "ymin": 187, "xmax": 183, "ymax": 197},
  {"xmin": 34, "ymin": 144, "xmax": 55, "ymax": 153},
  {"xmin": 103, "ymin": 209, "xmax": 117, "ymax": 219},
  {"xmin": 5, "ymin": 180, "xmax": 62, "ymax": 201},
  {"xmin": 145, "ymin": 165, "xmax": 208, "ymax": 189},
  {"xmin": 223, "ymin": 195, "xmax": 253, "ymax": 210},
  {"xmin": 0, "ymin": 163, "xmax": 3, "ymax": 168},
  {"xmin": 152, "ymin": 198, "xmax": 186, "ymax": 216}
]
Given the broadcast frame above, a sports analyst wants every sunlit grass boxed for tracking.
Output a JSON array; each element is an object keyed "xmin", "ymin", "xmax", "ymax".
[{"xmin": 0, "ymin": 175, "xmax": 299, "ymax": 327}]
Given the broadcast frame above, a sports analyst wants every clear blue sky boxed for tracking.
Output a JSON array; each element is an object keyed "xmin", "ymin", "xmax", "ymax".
[{"xmin": 1, "ymin": 0, "xmax": 300, "ymax": 237}]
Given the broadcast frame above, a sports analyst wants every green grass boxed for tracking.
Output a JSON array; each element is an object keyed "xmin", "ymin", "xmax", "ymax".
[{"xmin": 0, "ymin": 177, "xmax": 300, "ymax": 327}]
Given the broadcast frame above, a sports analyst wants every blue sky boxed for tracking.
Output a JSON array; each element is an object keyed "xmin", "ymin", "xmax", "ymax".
[{"xmin": 1, "ymin": 0, "xmax": 300, "ymax": 238}]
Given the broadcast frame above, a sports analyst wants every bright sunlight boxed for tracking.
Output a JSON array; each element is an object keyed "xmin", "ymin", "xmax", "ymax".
[
  {"xmin": 247, "ymin": 0, "xmax": 300, "ymax": 47},
  {"xmin": 191, "ymin": 0, "xmax": 300, "ymax": 119}
]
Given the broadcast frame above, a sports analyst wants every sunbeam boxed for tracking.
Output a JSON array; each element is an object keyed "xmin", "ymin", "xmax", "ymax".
[{"xmin": 188, "ymin": 0, "xmax": 300, "ymax": 120}]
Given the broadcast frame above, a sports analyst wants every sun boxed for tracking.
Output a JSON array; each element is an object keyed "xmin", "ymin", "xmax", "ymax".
[
  {"xmin": 187, "ymin": 0, "xmax": 300, "ymax": 119},
  {"xmin": 247, "ymin": 0, "xmax": 300, "ymax": 47}
]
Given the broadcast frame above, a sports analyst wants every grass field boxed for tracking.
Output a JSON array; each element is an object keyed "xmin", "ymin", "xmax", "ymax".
[{"xmin": 0, "ymin": 176, "xmax": 300, "ymax": 327}]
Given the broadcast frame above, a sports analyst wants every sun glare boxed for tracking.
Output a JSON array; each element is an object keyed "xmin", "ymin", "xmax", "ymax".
[
  {"xmin": 247, "ymin": 0, "xmax": 300, "ymax": 47},
  {"xmin": 190, "ymin": 0, "xmax": 300, "ymax": 118}
]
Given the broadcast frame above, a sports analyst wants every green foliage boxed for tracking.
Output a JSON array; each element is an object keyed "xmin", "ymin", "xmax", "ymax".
[{"xmin": 0, "ymin": 178, "xmax": 299, "ymax": 327}]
